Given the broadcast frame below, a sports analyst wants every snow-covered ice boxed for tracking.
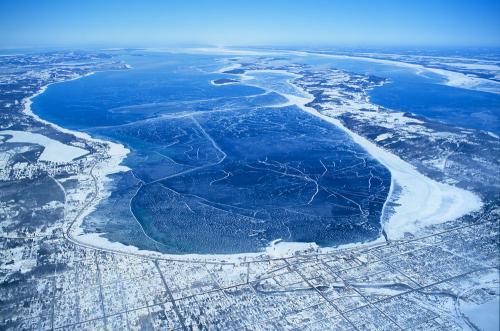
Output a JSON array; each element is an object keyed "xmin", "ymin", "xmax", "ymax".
[{"xmin": 0, "ymin": 130, "xmax": 88, "ymax": 163}]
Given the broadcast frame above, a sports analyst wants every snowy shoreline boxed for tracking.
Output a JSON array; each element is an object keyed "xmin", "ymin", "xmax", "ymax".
[
  {"xmin": 290, "ymin": 50, "xmax": 500, "ymax": 95},
  {"xmin": 174, "ymin": 46, "xmax": 500, "ymax": 95},
  {"xmin": 293, "ymin": 93, "xmax": 483, "ymax": 239},
  {"xmin": 19, "ymin": 56, "xmax": 483, "ymax": 263},
  {"xmin": 21, "ymin": 73, "xmax": 131, "ymax": 244},
  {"xmin": 23, "ymin": 74, "xmax": 131, "ymax": 176},
  {"xmin": 238, "ymin": 68, "xmax": 483, "ymax": 241},
  {"xmin": 20, "ymin": 67, "xmax": 326, "ymax": 262}
]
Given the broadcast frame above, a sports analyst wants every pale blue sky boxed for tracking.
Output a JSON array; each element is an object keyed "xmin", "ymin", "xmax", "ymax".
[{"xmin": 1, "ymin": 0, "xmax": 499, "ymax": 47}]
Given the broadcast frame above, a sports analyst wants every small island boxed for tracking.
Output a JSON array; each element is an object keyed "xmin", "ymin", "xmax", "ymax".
[
  {"xmin": 222, "ymin": 68, "xmax": 245, "ymax": 74},
  {"xmin": 212, "ymin": 78, "xmax": 240, "ymax": 85}
]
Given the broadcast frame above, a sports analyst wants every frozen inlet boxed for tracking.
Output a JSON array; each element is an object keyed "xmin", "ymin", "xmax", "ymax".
[{"xmin": 0, "ymin": 130, "xmax": 88, "ymax": 163}]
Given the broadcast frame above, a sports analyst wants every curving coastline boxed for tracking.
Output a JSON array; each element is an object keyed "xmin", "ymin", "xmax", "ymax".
[
  {"xmin": 288, "ymin": 50, "xmax": 500, "ymax": 95},
  {"xmin": 22, "ymin": 70, "xmax": 324, "ymax": 262},
  {"xmin": 238, "ymin": 68, "xmax": 483, "ymax": 242},
  {"xmin": 21, "ymin": 57, "xmax": 484, "ymax": 263},
  {"xmin": 181, "ymin": 46, "xmax": 500, "ymax": 94},
  {"xmin": 21, "ymin": 74, "xmax": 135, "ymax": 252}
]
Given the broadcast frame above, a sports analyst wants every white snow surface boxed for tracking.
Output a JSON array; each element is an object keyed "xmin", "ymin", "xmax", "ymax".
[
  {"xmin": 374, "ymin": 133, "xmax": 393, "ymax": 142},
  {"xmin": 0, "ymin": 130, "xmax": 88, "ymax": 163}
]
